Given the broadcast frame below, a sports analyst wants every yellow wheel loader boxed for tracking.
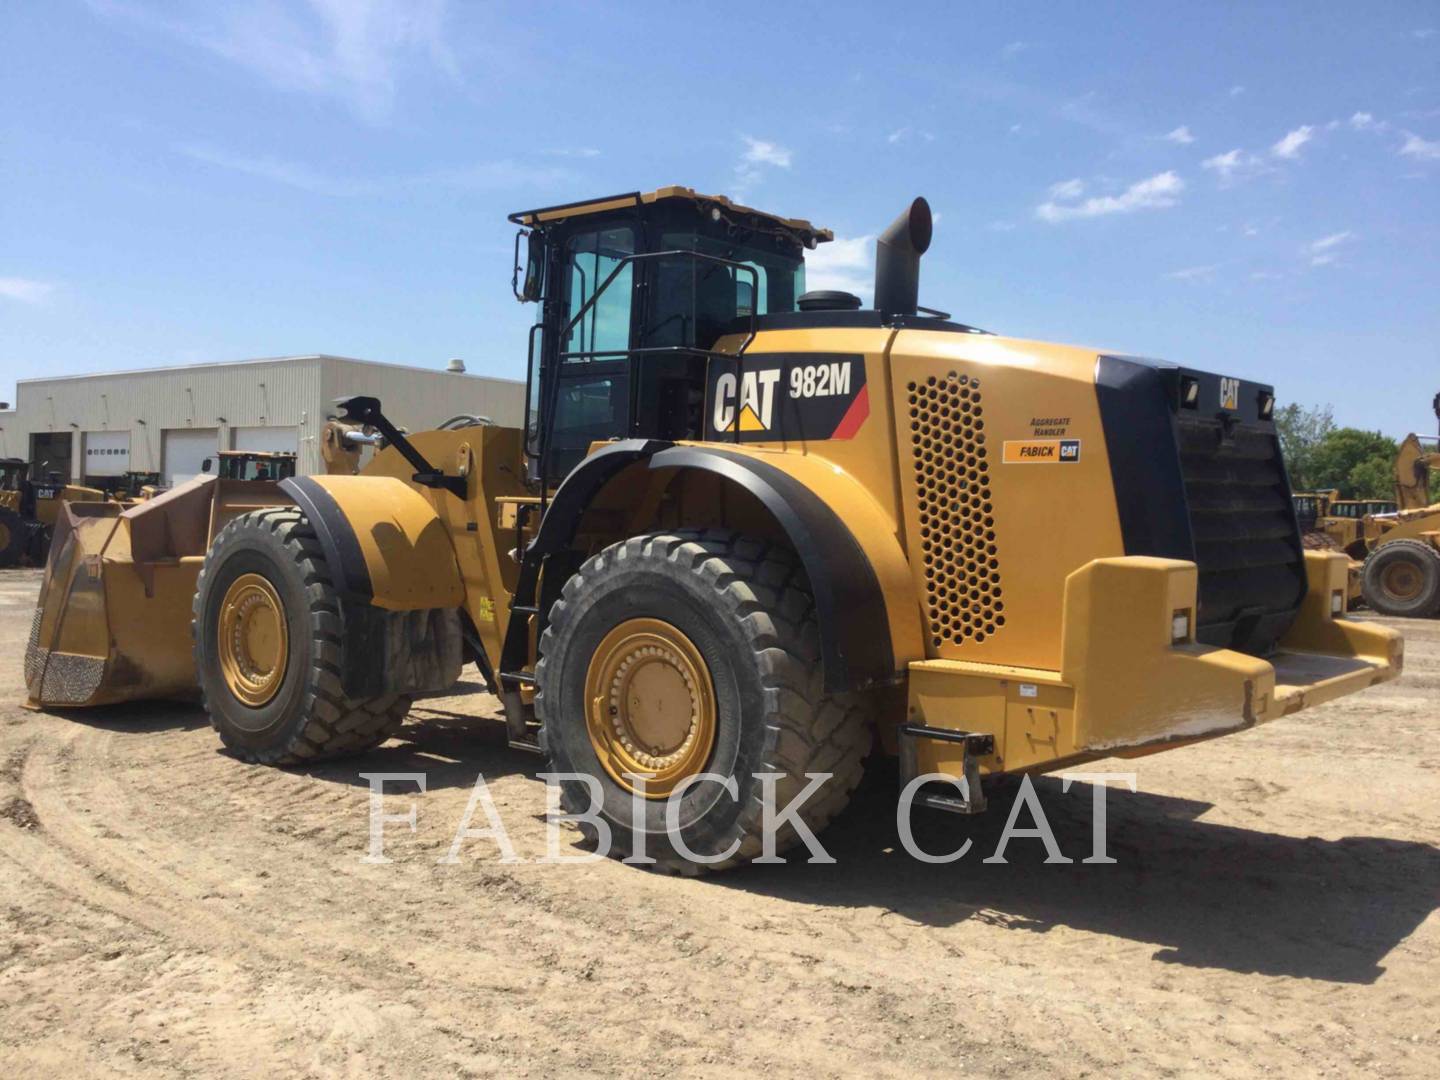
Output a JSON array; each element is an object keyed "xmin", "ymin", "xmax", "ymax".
[
  {"xmin": 0, "ymin": 457, "xmax": 107, "ymax": 568},
  {"xmin": 1357, "ymin": 407, "xmax": 1440, "ymax": 617},
  {"xmin": 26, "ymin": 187, "xmax": 1402, "ymax": 872}
]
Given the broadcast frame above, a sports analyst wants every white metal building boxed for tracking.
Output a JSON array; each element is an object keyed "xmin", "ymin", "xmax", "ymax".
[{"xmin": 0, "ymin": 355, "xmax": 525, "ymax": 485}]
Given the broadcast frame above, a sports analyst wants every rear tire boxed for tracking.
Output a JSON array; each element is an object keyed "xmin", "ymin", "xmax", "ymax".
[
  {"xmin": 193, "ymin": 507, "xmax": 411, "ymax": 765},
  {"xmin": 1361, "ymin": 539, "xmax": 1440, "ymax": 618},
  {"xmin": 534, "ymin": 529, "xmax": 874, "ymax": 874}
]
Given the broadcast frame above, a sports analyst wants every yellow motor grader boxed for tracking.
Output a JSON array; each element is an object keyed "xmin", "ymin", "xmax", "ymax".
[{"xmin": 25, "ymin": 187, "xmax": 1402, "ymax": 872}]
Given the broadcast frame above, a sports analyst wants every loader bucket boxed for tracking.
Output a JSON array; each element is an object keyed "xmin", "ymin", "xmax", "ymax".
[{"xmin": 24, "ymin": 480, "xmax": 219, "ymax": 708}]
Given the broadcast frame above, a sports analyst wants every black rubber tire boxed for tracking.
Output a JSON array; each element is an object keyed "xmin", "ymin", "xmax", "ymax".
[
  {"xmin": 192, "ymin": 507, "xmax": 411, "ymax": 765},
  {"xmin": 534, "ymin": 529, "xmax": 874, "ymax": 874},
  {"xmin": 26, "ymin": 523, "xmax": 51, "ymax": 568},
  {"xmin": 0, "ymin": 508, "xmax": 25, "ymax": 568},
  {"xmin": 1361, "ymin": 539, "xmax": 1440, "ymax": 618}
]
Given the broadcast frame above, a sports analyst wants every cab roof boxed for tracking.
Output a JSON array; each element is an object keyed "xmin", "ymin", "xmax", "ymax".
[{"xmin": 508, "ymin": 186, "xmax": 833, "ymax": 246}]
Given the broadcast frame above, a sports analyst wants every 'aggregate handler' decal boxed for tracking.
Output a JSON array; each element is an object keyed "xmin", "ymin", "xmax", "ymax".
[
  {"xmin": 1002, "ymin": 438, "xmax": 1081, "ymax": 464},
  {"xmin": 705, "ymin": 353, "xmax": 868, "ymax": 442}
]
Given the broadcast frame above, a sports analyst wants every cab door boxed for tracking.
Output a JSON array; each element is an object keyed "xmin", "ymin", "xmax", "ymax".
[{"xmin": 546, "ymin": 224, "xmax": 637, "ymax": 480}]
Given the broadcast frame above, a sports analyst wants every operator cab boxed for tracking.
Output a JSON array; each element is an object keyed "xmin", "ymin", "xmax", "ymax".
[
  {"xmin": 509, "ymin": 187, "xmax": 830, "ymax": 483},
  {"xmin": 0, "ymin": 458, "xmax": 25, "ymax": 492},
  {"xmin": 204, "ymin": 451, "xmax": 298, "ymax": 482}
]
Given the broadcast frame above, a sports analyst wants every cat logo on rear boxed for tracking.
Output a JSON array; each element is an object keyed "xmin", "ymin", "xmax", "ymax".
[{"xmin": 1220, "ymin": 377, "xmax": 1240, "ymax": 411}]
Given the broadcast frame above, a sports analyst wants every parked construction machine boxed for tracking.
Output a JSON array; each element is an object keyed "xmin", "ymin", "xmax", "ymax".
[
  {"xmin": 25, "ymin": 187, "xmax": 1402, "ymax": 872},
  {"xmin": 0, "ymin": 458, "xmax": 106, "ymax": 567},
  {"xmin": 203, "ymin": 449, "xmax": 299, "ymax": 483},
  {"xmin": 1356, "ymin": 400, "xmax": 1440, "ymax": 617}
]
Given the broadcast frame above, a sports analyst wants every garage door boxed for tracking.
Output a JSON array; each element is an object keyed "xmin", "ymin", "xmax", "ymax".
[
  {"xmin": 163, "ymin": 428, "xmax": 219, "ymax": 486},
  {"xmin": 83, "ymin": 430, "xmax": 130, "ymax": 478},
  {"xmin": 232, "ymin": 426, "xmax": 298, "ymax": 455}
]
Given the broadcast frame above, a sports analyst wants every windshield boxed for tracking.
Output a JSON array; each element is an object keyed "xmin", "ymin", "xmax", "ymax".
[{"xmin": 223, "ymin": 456, "xmax": 293, "ymax": 481}]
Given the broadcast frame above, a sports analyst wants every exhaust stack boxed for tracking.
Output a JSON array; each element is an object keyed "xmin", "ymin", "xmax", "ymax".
[{"xmin": 873, "ymin": 196, "xmax": 933, "ymax": 319}]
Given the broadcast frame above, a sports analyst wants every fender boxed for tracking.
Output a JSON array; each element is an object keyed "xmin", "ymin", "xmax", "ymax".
[
  {"xmin": 280, "ymin": 475, "xmax": 465, "ymax": 699},
  {"xmin": 529, "ymin": 440, "xmax": 923, "ymax": 692},
  {"xmin": 280, "ymin": 475, "xmax": 464, "ymax": 610}
]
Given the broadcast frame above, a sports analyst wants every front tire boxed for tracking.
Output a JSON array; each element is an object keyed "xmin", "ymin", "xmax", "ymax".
[
  {"xmin": 0, "ymin": 507, "xmax": 24, "ymax": 568},
  {"xmin": 534, "ymin": 529, "xmax": 873, "ymax": 874},
  {"xmin": 193, "ymin": 508, "xmax": 411, "ymax": 765},
  {"xmin": 1360, "ymin": 539, "xmax": 1440, "ymax": 618}
]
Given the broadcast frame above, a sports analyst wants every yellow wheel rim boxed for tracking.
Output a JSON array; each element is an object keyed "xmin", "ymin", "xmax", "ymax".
[
  {"xmin": 1381, "ymin": 561, "xmax": 1421, "ymax": 601},
  {"xmin": 218, "ymin": 573, "xmax": 289, "ymax": 707},
  {"xmin": 583, "ymin": 618, "xmax": 717, "ymax": 799}
]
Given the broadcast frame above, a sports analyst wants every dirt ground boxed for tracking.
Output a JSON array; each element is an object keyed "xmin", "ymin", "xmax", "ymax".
[{"xmin": 1, "ymin": 567, "xmax": 1436, "ymax": 1078}]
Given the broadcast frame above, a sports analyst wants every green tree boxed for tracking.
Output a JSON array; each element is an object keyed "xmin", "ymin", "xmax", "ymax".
[
  {"xmin": 1274, "ymin": 402, "xmax": 1335, "ymax": 492},
  {"xmin": 1346, "ymin": 456, "xmax": 1395, "ymax": 501},
  {"xmin": 1308, "ymin": 427, "xmax": 1399, "ymax": 499}
]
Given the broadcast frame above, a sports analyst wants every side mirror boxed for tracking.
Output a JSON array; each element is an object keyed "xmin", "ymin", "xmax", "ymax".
[
  {"xmin": 514, "ymin": 229, "xmax": 545, "ymax": 303},
  {"xmin": 201, "ymin": 458, "xmax": 212, "ymax": 473}
]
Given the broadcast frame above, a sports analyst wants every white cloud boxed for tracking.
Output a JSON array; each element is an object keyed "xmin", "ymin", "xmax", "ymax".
[
  {"xmin": 740, "ymin": 136, "xmax": 791, "ymax": 168},
  {"xmin": 1164, "ymin": 125, "xmax": 1196, "ymax": 145},
  {"xmin": 1202, "ymin": 148, "xmax": 1268, "ymax": 186},
  {"xmin": 1229, "ymin": 85, "xmax": 1245, "ymax": 97},
  {"xmin": 987, "ymin": 221, "xmax": 1016, "ymax": 232},
  {"xmin": 1271, "ymin": 125, "xmax": 1314, "ymax": 159},
  {"xmin": 1414, "ymin": 28, "xmax": 1436, "ymax": 40},
  {"xmin": 1203, "ymin": 149, "xmax": 1244, "ymax": 179},
  {"xmin": 1250, "ymin": 270, "xmax": 1283, "ymax": 281},
  {"xmin": 177, "ymin": 142, "xmax": 571, "ymax": 196},
  {"xmin": 1350, "ymin": 111, "xmax": 1376, "ymax": 130},
  {"xmin": 805, "ymin": 235, "xmax": 873, "ymax": 300},
  {"xmin": 1047, "ymin": 177, "xmax": 1085, "ymax": 199},
  {"xmin": 733, "ymin": 136, "xmax": 792, "ymax": 193},
  {"xmin": 1307, "ymin": 231, "xmax": 1354, "ymax": 266},
  {"xmin": 1310, "ymin": 231, "xmax": 1352, "ymax": 252},
  {"xmin": 542, "ymin": 147, "xmax": 601, "ymax": 158},
  {"xmin": 89, "ymin": 0, "xmax": 456, "ymax": 124},
  {"xmin": 1001, "ymin": 40, "xmax": 1029, "ymax": 59},
  {"xmin": 1164, "ymin": 264, "xmax": 1219, "ymax": 281},
  {"xmin": 0, "ymin": 277, "xmax": 56, "ymax": 304},
  {"xmin": 1399, "ymin": 131, "xmax": 1440, "ymax": 160},
  {"xmin": 1035, "ymin": 170, "xmax": 1183, "ymax": 223},
  {"xmin": 1242, "ymin": 222, "xmax": 1260, "ymax": 237},
  {"xmin": 887, "ymin": 126, "xmax": 935, "ymax": 145}
]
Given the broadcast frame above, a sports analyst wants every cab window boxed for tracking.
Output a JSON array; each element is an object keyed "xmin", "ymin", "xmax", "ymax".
[{"xmin": 564, "ymin": 227, "xmax": 635, "ymax": 359}]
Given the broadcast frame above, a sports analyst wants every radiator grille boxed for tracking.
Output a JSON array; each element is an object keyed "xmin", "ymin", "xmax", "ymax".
[{"xmin": 907, "ymin": 373, "xmax": 1005, "ymax": 649}]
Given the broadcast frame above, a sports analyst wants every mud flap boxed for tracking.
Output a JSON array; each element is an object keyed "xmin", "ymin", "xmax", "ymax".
[{"xmin": 340, "ymin": 601, "xmax": 463, "ymax": 699}]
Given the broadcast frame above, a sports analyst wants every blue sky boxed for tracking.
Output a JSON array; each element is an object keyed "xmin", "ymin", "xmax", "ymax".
[{"xmin": 3, "ymin": 1, "xmax": 1438, "ymax": 435}]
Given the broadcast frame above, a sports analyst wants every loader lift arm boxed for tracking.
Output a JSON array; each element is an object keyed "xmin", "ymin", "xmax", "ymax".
[{"xmin": 336, "ymin": 395, "xmax": 467, "ymax": 499}]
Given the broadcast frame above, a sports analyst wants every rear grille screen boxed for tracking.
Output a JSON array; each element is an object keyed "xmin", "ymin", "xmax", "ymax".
[
  {"xmin": 907, "ymin": 373, "xmax": 1005, "ymax": 649},
  {"xmin": 1176, "ymin": 418, "xmax": 1306, "ymax": 654}
]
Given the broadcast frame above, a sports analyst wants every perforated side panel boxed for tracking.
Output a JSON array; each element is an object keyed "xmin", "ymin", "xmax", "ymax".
[
  {"xmin": 37, "ymin": 652, "xmax": 106, "ymax": 706},
  {"xmin": 23, "ymin": 605, "xmax": 44, "ymax": 690},
  {"xmin": 906, "ymin": 372, "xmax": 1005, "ymax": 648}
]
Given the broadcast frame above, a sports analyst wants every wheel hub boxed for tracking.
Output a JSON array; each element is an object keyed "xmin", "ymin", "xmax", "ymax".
[
  {"xmin": 218, "ymin": 573, "xmax": 288, "ymax": 706},
  {"xmin": 1381, "ymin": 560, "xmax": 1421, "ymax": 600},
  {"xmin": 583, "ymin": 618, "xmax": 717, "ymax": 798}
]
